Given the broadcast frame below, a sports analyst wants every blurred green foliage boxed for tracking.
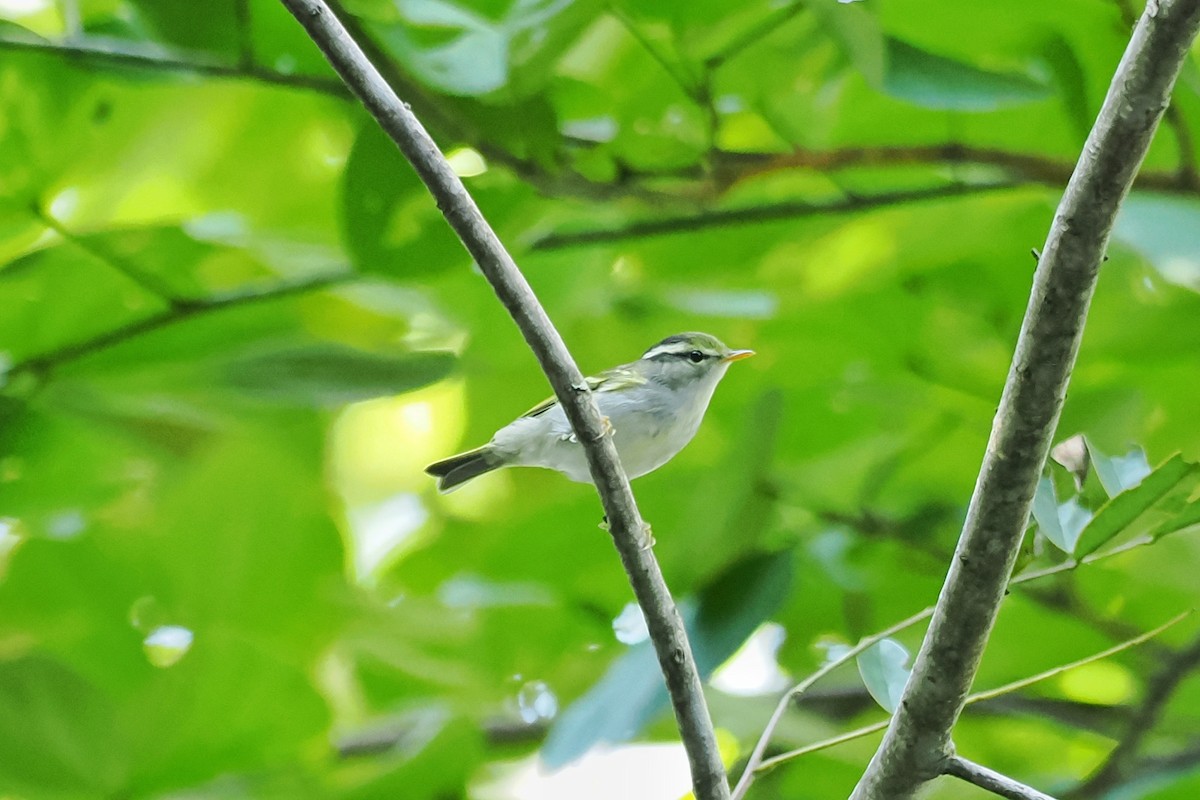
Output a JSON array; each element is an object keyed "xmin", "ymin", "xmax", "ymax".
[{"xmin": 1, "ymin": 0, "xmax": 1199, "ymax": 798}]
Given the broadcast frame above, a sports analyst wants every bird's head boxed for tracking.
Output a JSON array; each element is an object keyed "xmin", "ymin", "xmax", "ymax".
[{"xmin": 639, "ymin": 332, "xmax": 754, "ymax": 389}]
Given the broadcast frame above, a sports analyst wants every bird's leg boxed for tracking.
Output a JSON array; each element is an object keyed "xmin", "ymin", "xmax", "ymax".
[
  {"xmin": 638, "ymin": 521, "xmax": 655, "ymax": 550},
  {"xmin": 567, "ymin": 415, "xmax": 613, "ymax": 444},
  {"xmin": 597, "ymin": 516, "xmax": 654, "ymax": 550}
]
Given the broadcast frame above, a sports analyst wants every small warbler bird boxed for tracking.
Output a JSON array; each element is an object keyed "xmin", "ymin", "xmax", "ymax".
[{"xmin": 425, "ymin": 332, "xmax": 754, "ymax": 492}]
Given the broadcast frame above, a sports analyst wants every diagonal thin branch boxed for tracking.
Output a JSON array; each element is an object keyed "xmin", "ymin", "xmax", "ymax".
[
  {"xmin": 0, "ymin": 34, "xmax": 346, "ymax": 95},
  {"xmin": 756, "ymin": 612, "xmax": 1190, "ymax": 777},
  {"xmin": 277, "ymin": 2, "xmax": 730, "ymax": 798},
  {"xmin": 849, "ymin": 4, "xmax": 1200, "ymax": 794},
  {"xmin": 531, "ymin": 182, "xmax": 1020, "ymax": 250}
]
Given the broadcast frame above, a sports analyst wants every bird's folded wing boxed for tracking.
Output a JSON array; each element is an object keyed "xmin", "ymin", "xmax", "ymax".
[{"xmin": 520, "ymin": 365, "xmax": 646, "ymax": 418}]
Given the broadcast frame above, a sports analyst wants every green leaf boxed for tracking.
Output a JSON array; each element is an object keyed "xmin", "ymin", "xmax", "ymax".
[
  {"xmin": 1147, "ymin": 498, "xmax": 1200, "ymax": 543},
  {"xmin": 1087, "ymin": 440, "xmax": 1152, "ymax": 498},
  {"xmin": 356, "ymin": 0, "xmax": 602, "ymax": 98},
  {"xmin": 690, "ymin": 548, "xmax": 795, "ymax": 672},
  {"xmin": 221, "ymin": 343, "xmax": 456, "ymax": 407},
  {"xmin": 0, "ymin": 657, "xmax": 123, "ymax": 796},
  {"xmin": 1032, "ymin": 476, "xmax": 1065, "ymax": 548},
  {"xmin": 1032, "ymin": 476, "xmax": 1092, "ymax": 554},
  {"xmin": 1040, "ymin": 34, "xmax": 1091, "ymax": 142},
  {"xmin": 883, "ymin": 38, "xmax": 1050, "ymax": 111},
  {"xmin": 123, "ymin": 0, "xmax": 240, "ymax": 56},
  {"xmin": 341, "ymin": 124, "xmax": 467, "ymax": 279},
  {"xmin": 1116, "ymin": 194, "xmax": 1200, "ymax": 292},
  {"xmin": 1074, "ymin": 455, "xmax": 1200, "ymax": 558},
  {"xmin": 857, "ymin": 638, "xmax": 911, "ymax": 713},
  {"xmin": 542, "ymin": 549, "xmax": 793, "ymax": 766},
  {"xmin": 809, "ymin": 0, "xmax": 886, "ymax": 85}
]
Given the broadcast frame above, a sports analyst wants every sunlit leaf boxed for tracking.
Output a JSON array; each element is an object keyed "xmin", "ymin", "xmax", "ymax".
[
  {"xmin": 857, "ymin": 638, "xmax": 911, "ymax": 713},
  {"xmin": 1075, "ymin": 455, "xmax": 1200, "ymax": 557},
  {"xmin": 1116, "ymin": 193, "xmax": 1200, "ymax": 292},
  {"xmin": 1088, "ymin": 440, "xmax": 1152, "ymax": 498}
]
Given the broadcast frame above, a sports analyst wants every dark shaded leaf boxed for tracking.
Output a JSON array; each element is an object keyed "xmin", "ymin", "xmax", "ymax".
[
  {"xmin": 0, "ymin": 657, "xmax": 123, "ymax": 796},
  {"xmin": 341, "ymin": 124, "xmax": 466, "ymax": 279},
  {"xmin": 883, "ymin": 38, "xmax": 1049, "ymax": 111},
  {"xmin": 222, "ymin": 343, "xmax": 456, "ymax": 406}
]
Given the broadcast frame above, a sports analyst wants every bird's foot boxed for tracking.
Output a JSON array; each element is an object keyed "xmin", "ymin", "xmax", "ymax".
[
  {"xmin": 637, "ymin": 522, "xmax": 655, "ymax": 550},
  {"xmin": 567, "ymin": 416, "xmax": 613, "ymax": 444},
  {"xmin": 598, "ymin": 517, "xmax": 654, "ymax": 549}
]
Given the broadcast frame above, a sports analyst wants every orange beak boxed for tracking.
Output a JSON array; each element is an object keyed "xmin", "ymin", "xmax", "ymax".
[{"xmin": 722, "ymin": 349, "xmax": 755, "ymax": 363}]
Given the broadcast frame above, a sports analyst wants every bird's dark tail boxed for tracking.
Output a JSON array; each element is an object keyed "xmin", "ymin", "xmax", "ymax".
[{"xmin": 424, "ymin": 446, "xmax": 503, "ymax": 493}]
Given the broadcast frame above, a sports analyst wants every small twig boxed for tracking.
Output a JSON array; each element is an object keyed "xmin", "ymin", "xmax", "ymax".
[
  {"xmin": 1009, "ymin": 537, "xmax": 1152, "ymax": 585},
  {"xmin": 730, "ymin": 607, "xmax": 934, "ymax": 800},
  {"xmin": 0, "ymin": 34, "xmax": 345, "ymax": 95},
  {"xmin": 704, "ymin": 0, "xmax": 804, "ymax": 71},
  {"xmin": 279, "ymin": 3, "xmax": 729, "ymax": 798},
  {"xmin": 965, "ymin": 612, "xmax": 1191, "ymax": 705},
  {"xmin": 943, "ymin": 755, "xmax": 1060, "ymax": 800},
  {"xmin": 328, "ymin": 534, "xmax": 1180, "ymax": 764},
  {"xmin": 532, "ymin": 182, "xmax": 1018, "ymax": 250},
  {"xmin": 757, "ymin": 719, "xmax": 890, "ymax": 772},
  {"xmin": 608, "ymin": 3, "xmax": 701, "ymax": 101},
  {"xmin": 755, "ymin": 612, "xmax": 1190, "ymax": 778},
  {"xmin": 709, "ymin": 144, "xmax": 1197, "ymax": 196},
  {"xmin": 234, "ymin": 0, "xmax": 255, "ymax": 70}
]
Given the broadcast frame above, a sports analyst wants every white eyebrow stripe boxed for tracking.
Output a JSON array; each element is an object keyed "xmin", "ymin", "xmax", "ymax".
[{"xmin": 643, "ymin": 342, "xmax": 695, "ymax": 359}]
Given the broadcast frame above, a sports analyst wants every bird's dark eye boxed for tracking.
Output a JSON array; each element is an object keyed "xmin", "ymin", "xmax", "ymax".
[{"xmin": 688, "ymin": 350, "xmax": 705, "ymax": 363}]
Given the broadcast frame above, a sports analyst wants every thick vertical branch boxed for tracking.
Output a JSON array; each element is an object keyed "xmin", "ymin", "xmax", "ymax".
[
  {"xmin": 278, "ymin": 2, "xmax": 730, "ymax": 798},
  {"xmin": 850, "ymin": 2, "xmax": 1200, "ymax": 798}
]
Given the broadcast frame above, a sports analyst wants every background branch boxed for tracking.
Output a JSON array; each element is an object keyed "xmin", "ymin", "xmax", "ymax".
[
  {"xmin": 849, "ymin": 2, "xmax": 1200, "ymax": 797},
  {"xmin": 1066, "ymin": 631, "xmax": 1200, "ymax": 798},
  {"xmin": 278, "ymin": 2, "xmax": 730, "ymax": 798},
  {"xmin": 8, "ymin": 271, "xmax": 358, "ymax": 379}
]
